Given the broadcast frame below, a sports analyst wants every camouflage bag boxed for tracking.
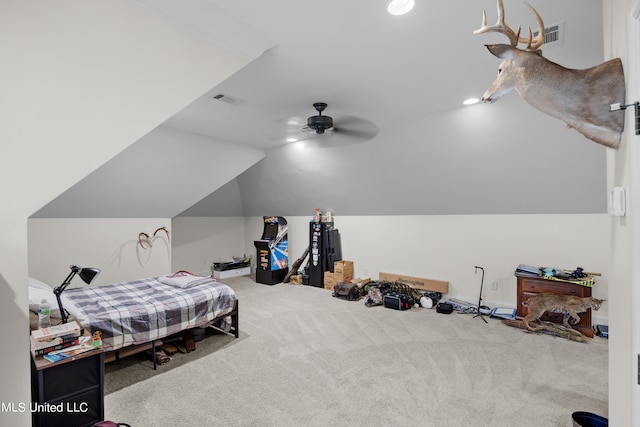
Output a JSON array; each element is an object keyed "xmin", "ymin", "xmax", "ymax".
[
  {"xmin": 364, "ymin": 286, "xmax": 383, "ymax": 307},
  {"xmin": 389, "ymin": 281, "xmax": 422, "ymax": 303}
]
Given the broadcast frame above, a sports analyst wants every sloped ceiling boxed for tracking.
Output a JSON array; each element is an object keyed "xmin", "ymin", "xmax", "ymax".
[
  {"xmin": 32, "ymin": 127, "xmax": 265, "ymax": 218},
  {"xmin": 34, "ymin": 0, "xmax": 611, "ymax": 218}
]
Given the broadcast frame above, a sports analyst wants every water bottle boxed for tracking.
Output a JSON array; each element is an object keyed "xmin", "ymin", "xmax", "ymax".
[{"xmin": 38, "ymin": 299, "xmax": 51, "ymax": 329}]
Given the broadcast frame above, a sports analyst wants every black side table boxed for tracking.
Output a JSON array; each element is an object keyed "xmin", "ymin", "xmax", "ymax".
[{"xmin": 31, "ymin": 347, "xmax": 104, "ymax": 427}]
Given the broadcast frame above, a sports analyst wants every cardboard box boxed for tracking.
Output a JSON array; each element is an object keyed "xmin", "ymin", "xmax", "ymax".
[
  {"xmin": 333, "ymin": 260, "xmax": 354, "ymax": 283},
  {"xmin": 335, "ymin": 273, "xmax": 353, "ymax": 283},
  {"xmin": 324, "ymin": 272, "xmax": 336, "ymax": 290},
  {"xmin": 379, "ymin": 272, "xmax": 449, "ymax": 294},
  {"xmin": 334, "ymin": 261, "xmax": 354, "ymax": 275}
]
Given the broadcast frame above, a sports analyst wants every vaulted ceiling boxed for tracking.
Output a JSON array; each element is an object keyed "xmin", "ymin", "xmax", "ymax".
[{"xmin": 32, "ymin": 0, "xmax": 610, "ymax": 218}]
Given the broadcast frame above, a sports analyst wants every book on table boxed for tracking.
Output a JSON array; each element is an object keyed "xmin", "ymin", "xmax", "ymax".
[
  {"xmin": 515, "ymin": 264, "xmax": 540, "ymax": 277},
  {"xmin": 42, "ymin": 342, "xmax": 96, "ymax": 363},
  {"xmin": 31, "ymin": 335, "xmax": 80, "ymax": 356},
  {"xmin": 31, "ymin": 320, "xmax": 81, "ymax": 343}
]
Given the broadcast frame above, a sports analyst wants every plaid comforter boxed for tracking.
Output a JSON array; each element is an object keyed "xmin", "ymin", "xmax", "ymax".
[{"xmin": 63, "ymin": 276, "xmax": 236, "ymax": 351}]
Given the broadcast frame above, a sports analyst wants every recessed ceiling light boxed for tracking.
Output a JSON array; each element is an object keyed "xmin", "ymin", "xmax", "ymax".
[
  {"xmin": 388, "ymin": 0, "xmax": 415, "ymax": 15},
  {"xmin": 463, "ymin": 98, "xmax": 480, "ymax": 106}
]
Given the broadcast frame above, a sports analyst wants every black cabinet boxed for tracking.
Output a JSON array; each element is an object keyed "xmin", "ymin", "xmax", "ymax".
[
  {"xmin": 307, "ymin": 221, "xmax": 341, "ymax": 287},
  {"xmin": 31, "ymin": 349, "xmax": 104, "ymax": 427}
]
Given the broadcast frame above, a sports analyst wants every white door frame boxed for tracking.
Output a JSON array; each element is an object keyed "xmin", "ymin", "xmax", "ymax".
[{"xmin": 627, "ymin": 0, "xmax": 640, "ymax": 424}]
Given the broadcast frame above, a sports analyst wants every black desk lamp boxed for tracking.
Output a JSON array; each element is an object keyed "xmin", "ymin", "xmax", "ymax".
[{"xmin": 53, "ymin": 265, "xmax": 101, "ymax": 324}]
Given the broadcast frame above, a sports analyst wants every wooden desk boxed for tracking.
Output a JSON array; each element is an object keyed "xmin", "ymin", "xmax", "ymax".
[
  {"xmin": 31, "ymin": 346, "xmax": 104, "ymax": 427},
  {"xmin": 516, "ymin": 274, "xmax": 594, "ymax": 338}
]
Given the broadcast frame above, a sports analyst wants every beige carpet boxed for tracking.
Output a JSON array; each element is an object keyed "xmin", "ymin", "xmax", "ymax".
[{"xmin": 103, "ymin": 276, "xmax": 608, "ymax": 426}]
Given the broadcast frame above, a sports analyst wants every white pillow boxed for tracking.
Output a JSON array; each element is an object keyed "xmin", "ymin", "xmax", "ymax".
[
  {"xmin": 28, "ymin": 277, "xmax": 61, "ymax": 317},
  {"xmin": 28, "ymin": 277, "xmax": 51, "ymax": 290}
]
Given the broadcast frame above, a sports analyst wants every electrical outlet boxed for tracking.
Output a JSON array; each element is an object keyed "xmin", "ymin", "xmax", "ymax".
[{"xmin": 491, "ymin": 281, "xmax": 498, "ymax": 290}]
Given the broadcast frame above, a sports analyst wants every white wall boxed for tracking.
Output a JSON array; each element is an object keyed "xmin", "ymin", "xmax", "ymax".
[
  {"xmin": 0, "ymin": 1, "xmax": 248, "ymax": 425},
  {"xmin": 241, "ymin": 214, "xmax": 609, "ymax": 322},
  {"xmin": 33, "ymin": 214, "xmax": 610, "ymax": 324},
  {"xmin": 28, "ymin": 219, "xmax": 172, "ymax": 286},
  {"xmin": 172, "ymin": 217, "xmax": 247, "ymax": 275},
  {"xmin": 29, "ymin": 213, "xmax": 612, "ymax": 324}
]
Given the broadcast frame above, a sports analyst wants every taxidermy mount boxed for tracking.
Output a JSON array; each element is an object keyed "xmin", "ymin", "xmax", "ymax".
[
  {"xmin": 521, "ymin": 293, "xmax": 605, "ymax": 331},
  {"xmin": 474, "ymin": 0, "xmax": 626, "ymax": 149}
]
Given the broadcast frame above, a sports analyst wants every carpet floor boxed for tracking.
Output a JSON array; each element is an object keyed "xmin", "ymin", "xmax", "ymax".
[{"xmin": 103, "ymin": 276, "xmax": 608, "ymax": 426}]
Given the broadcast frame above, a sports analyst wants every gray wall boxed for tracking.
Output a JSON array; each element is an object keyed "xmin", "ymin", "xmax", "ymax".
[{"xmin": 186, "ymin": 96, "xmax": 607, "ymax": 217}]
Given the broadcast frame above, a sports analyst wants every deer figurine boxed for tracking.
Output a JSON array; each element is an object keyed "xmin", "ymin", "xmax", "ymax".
[{"xmin": 474, "ymin": 0, "xmax": 625, "ymax": 149}]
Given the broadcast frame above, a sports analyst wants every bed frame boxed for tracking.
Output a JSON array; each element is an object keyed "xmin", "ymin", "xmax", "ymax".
[{"xmin": 103, "ymin": 299, "xmax": 239, "ymax": 369}]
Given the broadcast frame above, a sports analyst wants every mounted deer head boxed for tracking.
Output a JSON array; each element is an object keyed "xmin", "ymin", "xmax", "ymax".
[{"xmin": 474, "ymin": 0, "xmax": 626, "ymax": 149}]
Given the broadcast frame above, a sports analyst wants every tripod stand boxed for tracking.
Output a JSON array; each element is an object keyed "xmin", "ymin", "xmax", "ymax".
[{"xmin": 473, "ymin": 266, "xmax": 488, "ymax": 323}]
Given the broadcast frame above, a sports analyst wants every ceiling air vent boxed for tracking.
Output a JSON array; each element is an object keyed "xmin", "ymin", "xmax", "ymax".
[
  {"xmin": 533, "ymin": 21, "xmax": 564, "ymax": 46},
  {"xmin": 212, "ymin": 93, "xmax": 246, "ymax": 106}
]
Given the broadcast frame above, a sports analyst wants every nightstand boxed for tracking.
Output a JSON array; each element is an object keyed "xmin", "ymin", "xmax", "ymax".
[{"xmin": 31, "ymin": 346, "xmax": 104, "ymax": 427}]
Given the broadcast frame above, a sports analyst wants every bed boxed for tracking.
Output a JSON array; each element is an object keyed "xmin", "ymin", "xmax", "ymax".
[{"xmin": 28, "ymin": 273, "xmax": 238, "ymax": 367}]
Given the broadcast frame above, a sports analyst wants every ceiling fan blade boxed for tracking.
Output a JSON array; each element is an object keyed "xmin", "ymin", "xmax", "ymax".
[
  {"xmin": 264, "ymin": 115, "xmax": 309, "ymax": 142},
  {"xmin": 331, "ymin": 115, "xmax": 379, "ymax": 142},
  {"xmin": 266, "ymin": 130, "xmax": 315, "ymax": 143},
  {"xmin": 299, "ymin": 128, "xmax": 377, "ymax": 149},
  {"xmin": 332, "ymin": 114, "xmax": 363, "ymax": 127},
  {"xmin": 332, "ymin": 126, "xmax": 378, "ymax": 140}
]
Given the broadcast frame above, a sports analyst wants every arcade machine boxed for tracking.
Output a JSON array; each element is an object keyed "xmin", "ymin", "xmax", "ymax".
[
  {"xmin": 254, "ymin": 216, "xmax": 289, "ymax": 285},
  {"xmin": 306, "ymin": 220, "xmax": 342, "ymax": 287}
]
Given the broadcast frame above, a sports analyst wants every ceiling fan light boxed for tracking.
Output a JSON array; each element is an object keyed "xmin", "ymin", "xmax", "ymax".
[{"xmin": 388, "ymin": 0, "xmax": 415, "ymax": 15}]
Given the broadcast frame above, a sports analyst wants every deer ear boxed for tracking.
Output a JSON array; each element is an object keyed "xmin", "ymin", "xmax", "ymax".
[{"xmin": 485, "ymin": 44, "xmax": 515, "ymax": 59}]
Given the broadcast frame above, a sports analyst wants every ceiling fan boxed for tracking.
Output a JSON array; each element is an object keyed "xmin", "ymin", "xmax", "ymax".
[
  {"xmin": 267, "ymin": 102, "xmax": 379, "ymax": 148},
  {"xmin": 306, "ymin": 102, "xmax": 333, "ymax": 134}
]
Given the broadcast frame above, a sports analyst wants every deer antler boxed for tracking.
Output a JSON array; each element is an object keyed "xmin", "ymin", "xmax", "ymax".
[
  {"xmin": 138, "ymin": 232, "xmax": 152, "ymax": 249},
  {"xmin": 519, "ymin": 2, "xmax": 544, "ymax": 50},
  {"xmin": 473, "ymin": 0, "xmax": 521, "ymax": 46},
  {"xmin": 153, "ymin": 226, "xmax": 170, "ymax": 242},
  {"xmin": 138, "ymin": 227, "xmax": 170, "ymax": 250},
  {"xmin": 474, "ymin": 0, "xmax": 544, "ymax": 51}
]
